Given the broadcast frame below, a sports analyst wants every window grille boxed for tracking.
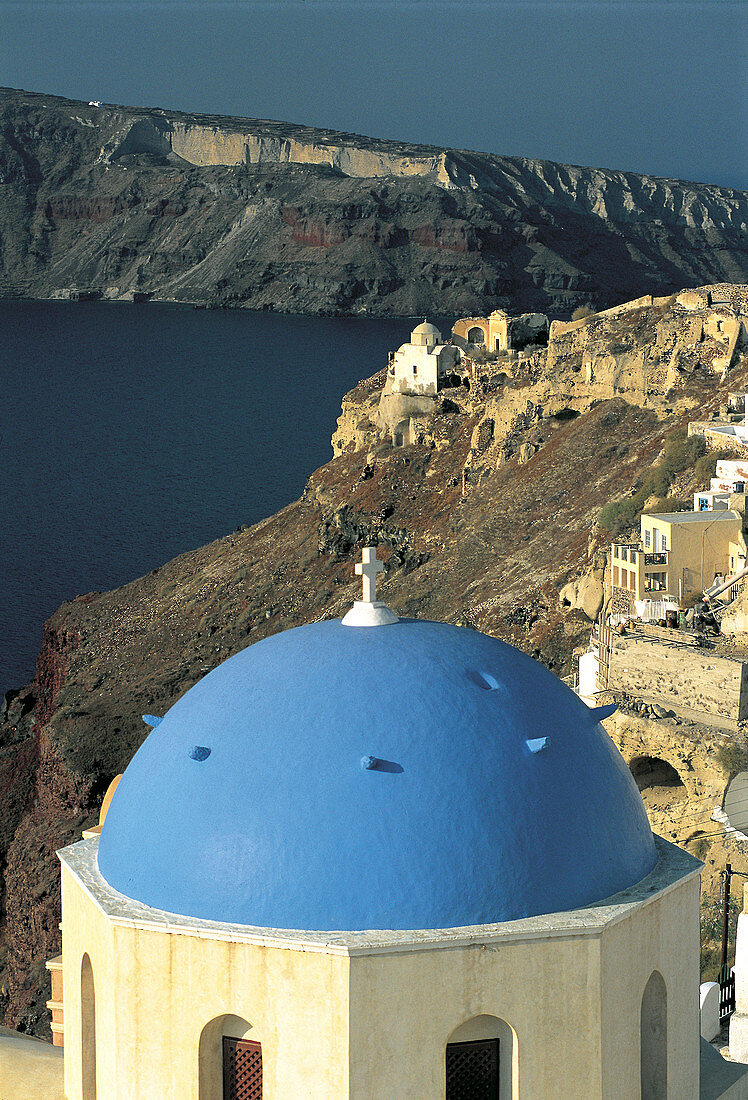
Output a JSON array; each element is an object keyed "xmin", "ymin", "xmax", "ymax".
[
  {"xmin": 446, "ymin": 1039, "xmax": 499, "ymax": 1099},
  {"xmin": 223, "ymin": 1037, "xmax": 262, "ymax": 1100}
]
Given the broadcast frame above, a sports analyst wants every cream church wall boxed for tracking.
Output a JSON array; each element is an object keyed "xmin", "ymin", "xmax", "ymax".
[
  {"xmin": 598, "ymin": 872, "xmax": 701, "ymax": 1100},
  {"xmin": 61, "ymin": 864, "xmax": 351, "ymax": 1100},
  {"xmin": 347, "ymin": 871, "xmax": 699, "ymax": 1100}
]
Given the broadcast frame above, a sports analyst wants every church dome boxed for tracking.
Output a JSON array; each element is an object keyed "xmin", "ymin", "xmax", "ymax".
[
  {"xmin": 97, "ymin": 617, "xmax": 656, "ymax": 932},
  {"xmin": 411, "ymin": 320, "xmax": 441, "ymax": 346}
]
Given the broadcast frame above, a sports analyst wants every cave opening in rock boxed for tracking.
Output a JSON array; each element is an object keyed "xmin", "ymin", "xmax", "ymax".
[
  {"xmin": 630, "ymin": 756, "xmax": 684, "ymax": 790},
  {"xmin": 629, "ymin": 756, "xmax": 686, "ymax": 811}
]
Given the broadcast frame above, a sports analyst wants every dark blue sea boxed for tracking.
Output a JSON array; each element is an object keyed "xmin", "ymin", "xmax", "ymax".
[{"xmin": 0, "ymin": 301, "xmax": 416, "ymax": 697}]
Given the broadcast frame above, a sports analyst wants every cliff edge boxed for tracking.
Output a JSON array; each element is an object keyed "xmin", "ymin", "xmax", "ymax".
[{"xmin": 0, "ymin": 87, "xmax": 745, "ymax": 315}]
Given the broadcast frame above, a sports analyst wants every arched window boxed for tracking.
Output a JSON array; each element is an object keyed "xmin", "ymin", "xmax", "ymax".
[
  {"xmin": 199, "ymin": 1014, "xmax": 261, "ymax": 1100},
  {"xmin": 467, "ymin": 326, "xmax": 486, "ymax": 346},
  {"xmin": 445, "ymin": 1014, "xmax": 515, "ymax": 1099},
  {"xmin": 81, "ymin": 953, "xmax": 96, "ymax": 1100},
  {"xmin": 641, "ymin": 970, "xmax": 667, "ymax": 1099}
]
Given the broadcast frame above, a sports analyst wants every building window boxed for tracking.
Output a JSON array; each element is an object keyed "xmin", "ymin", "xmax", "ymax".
[
  {"xmin": 613, "ymin": 566, "xmax": 619, "ymax": 587},
  {"xmin": 413, "ymin": 365, "xmax": 418, "ymax": 374},
  {"xmin": 223, "ymin": 1037, "xmax": 262, "ymax": 1100},
  {"xmin": 613, "ymin": 545, "xmax": 619, "ymax": 559},
  {"xmin": 644, "ymin": 529, "xmax": 651, "ymax": 548},
  {"xmin": 641, "ymin": 971, "xmax": 667, "ymax": 1100},
  {"xmin": 661, "ymin": 534, "xmax": 667, "ymax": 551},
  {"xmin": 81, "ymin": 954, "xmax": 96, "ymax": 1100},
  {"xmin": 630, "ymin": 550, "xmax": 636, "ymax": 564}
]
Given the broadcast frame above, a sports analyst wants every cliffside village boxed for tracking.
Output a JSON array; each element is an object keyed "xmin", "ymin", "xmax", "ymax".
[{"xmin": 332, "ymin": 285, "xmax": 748, "ymax": 1058}]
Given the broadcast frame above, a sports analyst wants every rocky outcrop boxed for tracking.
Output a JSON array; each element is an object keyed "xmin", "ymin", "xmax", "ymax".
[
  {"xmin": 1, "ymin": 87, "xmax": 746, "ymax": 316},
  {"xmin": 559, "ymin": 560, "xmax": 606, "ymax": 621}
]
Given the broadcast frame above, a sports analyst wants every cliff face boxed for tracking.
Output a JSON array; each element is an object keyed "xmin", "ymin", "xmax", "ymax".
[
  {"xmin": 3, "ymin": 285, "xmax": 748, "ymax": 1034},
  {"xmin": 1, "ymin": 87, "xmax": 745, "ymax": 316}
]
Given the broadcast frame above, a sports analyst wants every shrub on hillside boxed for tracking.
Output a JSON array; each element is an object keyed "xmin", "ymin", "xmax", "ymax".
[
  {"xmin": 572, "ymin": 305, "xmax": 595, "ymax": 321},
  {"xmin": 598, "ymin": 498, "xmax": 640, "ymax": 537},
  {"xmin": 661, "ymin": 430, "xmax": 706, "ymax": 477},
  {"xmin": 598, "ymin": 428, "xmax": 707, "ymax": 536},
  {"xmin": 642, "ymin": 496, "xmax": 690, "ymax": 514},
  {"xmin": 715, "ymin": 741, "xmax": 748, "ymax": 777}
]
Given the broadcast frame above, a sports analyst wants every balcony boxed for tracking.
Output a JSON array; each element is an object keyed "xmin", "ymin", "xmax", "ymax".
[{"xmin": 644, "ymin": 552, "xmax": 668, "ymax": 566}]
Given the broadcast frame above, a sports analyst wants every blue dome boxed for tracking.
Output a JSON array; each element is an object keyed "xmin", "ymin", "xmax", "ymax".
[{"xmin": 97, "ymin": 618, "xmax": 656, "ymax": 931}]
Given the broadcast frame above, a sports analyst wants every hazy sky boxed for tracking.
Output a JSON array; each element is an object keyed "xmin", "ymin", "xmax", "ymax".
[{"xmin": 2, "ymin": 0, "xmax": 746, "ymax": 190}]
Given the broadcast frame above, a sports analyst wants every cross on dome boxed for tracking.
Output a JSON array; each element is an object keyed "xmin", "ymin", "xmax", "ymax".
[
  {"xmin": 342, "ymin": 546, "xmax": 399, "ymax": 628},
  {"xmin": 356, "ymin": 546, "xmax": 383, "ymax": 603}
]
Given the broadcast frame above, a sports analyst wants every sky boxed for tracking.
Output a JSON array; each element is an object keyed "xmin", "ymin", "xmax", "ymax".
[{"xmin": 1, "ymin": 0, "xmax": 746, "ymax": 190}]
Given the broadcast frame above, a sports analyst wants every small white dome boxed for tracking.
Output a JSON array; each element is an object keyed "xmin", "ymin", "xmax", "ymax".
[{"xmin": 411, "ymin": 320, "xmax": 442, "ymax": 346}]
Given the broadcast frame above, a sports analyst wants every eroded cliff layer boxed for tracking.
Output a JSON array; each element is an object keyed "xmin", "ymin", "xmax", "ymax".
[{"xmin": 1, "ymin": 87, "xmax": 745, "ymax": 315}]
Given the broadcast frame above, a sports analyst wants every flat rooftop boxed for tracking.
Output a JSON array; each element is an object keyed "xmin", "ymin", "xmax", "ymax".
[{"xmin": 646, "ymin": 510, "xmax": 741, "ymax": 524}]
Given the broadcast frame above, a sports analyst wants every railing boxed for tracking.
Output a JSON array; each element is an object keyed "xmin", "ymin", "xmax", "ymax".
[
  {"xmin": 720, "ymin": 963, "xmax": 736, "ymax": 1023},
  {"xmin": 612, "ymin": 543, "xmax": 640, "ymax": 564},
  {"xmin": 597, "ymin": 623, "xmax": 612, "ymax": 689},
  {"xmin": 644, "ymin": 552, "xmax": 668, "ymax": 566}
]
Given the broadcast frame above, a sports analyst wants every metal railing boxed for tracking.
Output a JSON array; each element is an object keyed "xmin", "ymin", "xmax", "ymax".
[
  {"xmin": 720, "ymin": 963, "xmax": 736, "ymax": 1023},
  {"xmin": 644, "ymin": 552, "xmax": 668, "ymax": 566}
]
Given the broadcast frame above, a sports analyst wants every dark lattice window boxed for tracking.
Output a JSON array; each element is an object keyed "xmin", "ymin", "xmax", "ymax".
[
  {"xmin": 223, "ymin": 1036, "xmax": 263, "ymax": 1100},
  {"xmin": 446, "ymin": 1038, "xmax": 499, "ymax": 1099}
]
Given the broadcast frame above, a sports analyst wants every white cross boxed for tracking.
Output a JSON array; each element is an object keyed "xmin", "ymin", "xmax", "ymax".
[{"xmin": 356, "ymin": 546, "xmax": 384, "ymax": 603}]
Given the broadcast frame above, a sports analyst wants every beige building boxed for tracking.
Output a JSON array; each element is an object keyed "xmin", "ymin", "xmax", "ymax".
[
  {"xmin": 608, "ymin": 509, "xmax": 745, "ymax": 615},
  {"xmin": 452, "ymin": 309, "xmax": 510, "ymax": 351},
  {"xmin": 452, "ymin": 309, "xmax": 548, "ymax": 353}
]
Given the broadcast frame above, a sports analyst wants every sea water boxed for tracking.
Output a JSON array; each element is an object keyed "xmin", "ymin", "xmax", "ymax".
[{"xmin": 0, "ymin": 300, "xmax": 416, "ymax": 696}]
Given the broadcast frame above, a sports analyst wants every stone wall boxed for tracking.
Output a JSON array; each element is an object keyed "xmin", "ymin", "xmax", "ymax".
[
  {"xmin": 608, "ymin": 635, "xmax": 748, "ymax": 725},
  {"xmin": 549, "ymin": 294, "xmax": 657, "ymax": 340}
]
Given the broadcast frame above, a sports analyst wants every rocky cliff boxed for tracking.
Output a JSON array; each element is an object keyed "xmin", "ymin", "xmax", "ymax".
[
  {"xmin": 1, "ymin": 87, "xmax": 746, "ymax": 316},
  {"xmin": 3, "ymin": 285, "xmax": 748, "ymax": 1035}
]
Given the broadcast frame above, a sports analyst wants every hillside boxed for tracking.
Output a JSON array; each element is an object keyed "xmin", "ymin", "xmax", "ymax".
[
  {"xmin": 3, "ymin": 285, "xmax": 748, "ymax": 1034},
  {"xmin": 0, "ymin": 87, "xmax": 746, "ymax": 316}
]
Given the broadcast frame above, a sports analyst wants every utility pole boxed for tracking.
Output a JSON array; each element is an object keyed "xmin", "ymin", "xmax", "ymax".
[{"xmin": 722, "ymin": 863, "xmax": 733, "ymax": 971}]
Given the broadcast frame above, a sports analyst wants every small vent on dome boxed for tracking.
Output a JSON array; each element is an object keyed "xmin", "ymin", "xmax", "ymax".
[
  {"xmin": 526, "ymin": 737, "xmax": 548, "ymax": 754},
  {"xmin": 360, "ymin": 755, "xmax": 403, "ymax": 773},
  {"xmin": 470, "ymin": 670, "xmax": 500, "ymax": 691},
  {"xmin": 189, "ymin": 746, "xmax": 211, "ymax": 762}
]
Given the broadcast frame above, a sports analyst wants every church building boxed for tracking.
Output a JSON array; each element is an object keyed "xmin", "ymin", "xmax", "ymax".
[
  {"xmin": 389, "ymin": 319, "xmax": 461, "ymax": 395},
  {"xmin": 33, "ymin": 548, "xmax": 744, "ymax": 1097}
]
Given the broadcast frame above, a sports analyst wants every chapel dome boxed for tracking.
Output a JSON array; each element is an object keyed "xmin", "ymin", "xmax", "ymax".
[
  {"xmin": 411, "ymin": 320, "xmax": 441, "ymax": 346},
  {"xmin": 97, "ymin": 617, "xmax": 656, "ymax": 932}
]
